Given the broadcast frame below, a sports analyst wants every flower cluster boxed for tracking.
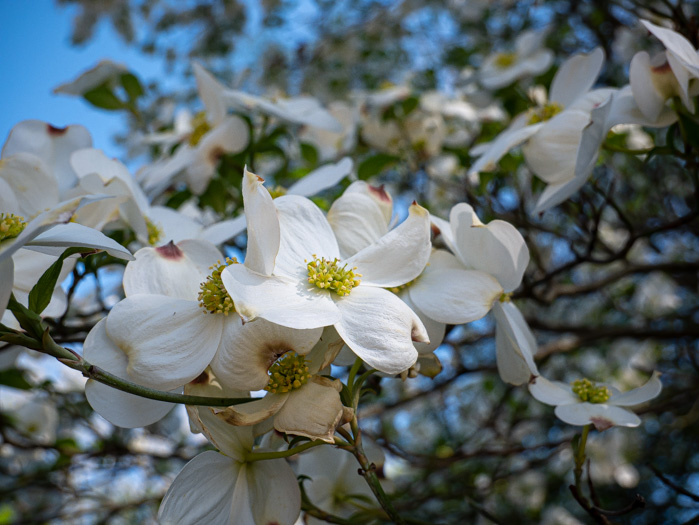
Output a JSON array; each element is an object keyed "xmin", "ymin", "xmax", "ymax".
[{"xmin": 6, "ymin": 14, "xmax": 693, "ymax": 524}]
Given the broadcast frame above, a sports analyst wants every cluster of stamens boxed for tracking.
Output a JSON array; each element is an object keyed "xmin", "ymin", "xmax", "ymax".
[
  {"xmin": 145, "ymin": 217, "xmax": 163, "ymax": 245},
  {"xmin": 188, "ymin": 112, "xmax": 212, "ymax": 147},
  {"xmin": 494, "ymin": 52, "xmax": 517, "ymax": 68},
  {"xmin": 0, "ymin": 213, "xmax": 27, "ymax": 242},
  {"xmin": 267, "ymin": 186, "xmax": 287, "ymax": 199},
  {"xmin": 528, "ymin": 102, "xmax": 564, "ymax": 124},
  {"xmin": 571, "ymin": 378, "xmax": 611, "ymax": 404},
  {"xmin": 306, "ymin": 255, "xmax": 361, "ymax": 296},
  {"xmin": 266, "ymin": 352, "xmax": 311, "ymax": 394},
  {"xmin": 198, "ymin": 258, "xmax": 238, "ymax": 314},
  {"xmin": 386, "ymin": 277, "xmax": 419, "ymax": 295}
]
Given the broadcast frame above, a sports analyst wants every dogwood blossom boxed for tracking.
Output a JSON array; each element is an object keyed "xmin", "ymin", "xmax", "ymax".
[
  {"xmin": 159, "ymin": 377, "xmax": 301, "ymax": 525},
  {"xmin": 222, "ymin": 168, "xmax": 431, "ymax": 374},
  {"xmin": 529, "ymin": 372, "xmax": 662, "ymax": 430},
  {"xmin": 214, "ymin": 327, "xmax": 349, "ymax": 442},
  {"xmin": 479, "ymin": 29, "xmax": 554, "ymax": 89},
  {"xmin": 410, "ymin": 203, "xmax": 539, "ymax": 384}
]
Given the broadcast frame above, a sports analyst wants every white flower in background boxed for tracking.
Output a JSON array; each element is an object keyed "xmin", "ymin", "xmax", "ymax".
[
  {"xmin": 410, "ymin": 203, "xmax": 539, "ymax": 385},
  {"xmin": 192, "ymin": 63, "xmax": 342, "ymax": 132},
  {"xmin": 214, "ymin": 327, "xmax": 348, "ymax": 442},
  {"xmin": 159, "ymin": 382, "xmax": 301, "ymax": 525},
  {"xmin": 470, "ymin": 48, "xmax": 608, "ymax": 186},
  {"xmin": 199, "ymin": 157, "xmax": 355, "ymax": 245},
  {"xmin": 1, "ymin": 120, "xmax": 92, "ymax": 196},
  {"xmin": 1, "ymin": 393, "xmax": 59, "ymax": 445},
  {"xmin": 478, "ymin": 29, "xmax": 554, "ymax": 90},
  {"xmin": 296, "ymin": 441, "xmax": 384, "ymax": 524},
  {"xmin": 529, "ymin": 372, "xmax": 662, "ymax": 430},
  {"xmin": 139, "ymin": 63, "xmax": 249, "ymax": 196},
  {"xmin": 554, "ymin": 85, "xmax": 677, "ymax": 214},
  {"xmin": 222, "ymin": 169, "xmax": 431, "ymax": 375},
  {"xmin": 299, "ymin": 101, "xmax": 358, "ymax": 161},
  {"xmin": 53, "ymin": 59, "xmax": 128, "ymax": 96},
  {"xmin": 632, "ymin": 272, "xmax": 681, "ymax": 316},
  {"xmin": 70, "ymin": 149, "xmax": 243, "ymax": 247},
  {"xmin": 360, "ymin": 108, "xmax": 446, "ymax": 158}
]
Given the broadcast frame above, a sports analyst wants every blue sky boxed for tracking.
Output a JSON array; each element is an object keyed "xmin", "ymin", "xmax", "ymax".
[{"xmin": 0, "ymin": 0, "xmax": 168, "ymax": 157}]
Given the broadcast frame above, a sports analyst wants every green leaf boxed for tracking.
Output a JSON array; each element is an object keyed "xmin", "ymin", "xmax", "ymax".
[
  {"xmin": 300, "ymin": 142, "xmax": 319, "ymax": 168},
  {"xmin": 358, "ymin": 154, "xmax": 399, "ymax": 180},
  {"xmin": 83, "ymin": 85, "xmax": 125, "ymax": 110},
  {"xmin": 0, "ymin": 369, "xmax": 33, "ymax": 390},
  {"xmin": 0, "ymin": 503, "xmax": 16, "ymax": 525},
  {"xmin": 399, "ymin": 95, "xmax": 419, "ymax": 116},
  {"xmin": 6, "ymin": 296, "xmax": 44, "ymax": 339},
  {"xmin": 120, "ymin": 72, "xmax": 144, "ymax": 100},
  {"xmin": 28, "ymin": 247, "xmax": 91, "ymax": 315}
]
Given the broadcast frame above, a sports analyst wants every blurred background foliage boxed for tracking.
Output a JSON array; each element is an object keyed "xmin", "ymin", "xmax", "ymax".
[{"xmin": 1, "ymin": 0, "xmax": 698, "ymax": 523}]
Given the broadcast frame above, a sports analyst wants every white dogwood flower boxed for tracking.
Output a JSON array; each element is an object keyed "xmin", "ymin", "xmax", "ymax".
[
  {"xmin": 214, "ymin": 327, "xmax": 348, "ymax": 442},
  {"xmin": 529, "ymin": 372, "xmax": 662, "ymax": 430},
  {"xmin": 410, "ymin": 203, "xmax": 539, "ymax": 384},
  {"xmin": 479, "ymin": 29, "xmax": 554, "ymax": 89},
  {"xmin": 222, "ymin": 169, "xmax": 431, "ymax": 375},
  {"xmin": 159, "ymin": 379, "xmax": 301, "ymax": 525}
]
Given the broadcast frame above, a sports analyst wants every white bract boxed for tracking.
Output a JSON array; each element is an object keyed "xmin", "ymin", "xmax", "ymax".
[
  {"xmin": 410, "ymin": 203, "xmax": 539, "ymax": 384},
  {"xmin": 1, "ymin": 194, "xmax": 133, "ymax": 319},
  {"xmin": 222, "ymin": 169, "xmax": 432, "ymax": 375},
  {"xmin": 2, "ymin": 120, "xmax": 92, "ymax": 197},
  {"xmin": 53, "ymin": 59, "xmax": 128, "ymax": 96},
  {"xmin": 479, "ymin": 29, "xmax": 554, "ymax": 89},
  {"xmin": 633, "ymin": 19, "xmax": 699, "ymax": 119},
  {"xmin": 159, "ymin": 379, "xmax": 301, "ymax": 525},
  {"xmin": 529, "ymin": 372, "xmax": 662, "ymax": 430},
  {"xmin": 326, "ymin": 181, "xmax": 446, "ymax": 374}
]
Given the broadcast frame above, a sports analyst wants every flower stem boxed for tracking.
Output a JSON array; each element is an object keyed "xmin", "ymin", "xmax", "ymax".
[
  {"xmin": 244, "ymin": 439, "xmax": 326, "ymax": 462},
  {"xmin": 574, "ymin": 424, "xmax": 591, "ymax": 489},
  {"xmin": 17, "ymin": 326, "xmax": 254, "ymax": 407},
  {"xmin": 349, "ymin": 416, "xmax": 406, "ymax": 525}
]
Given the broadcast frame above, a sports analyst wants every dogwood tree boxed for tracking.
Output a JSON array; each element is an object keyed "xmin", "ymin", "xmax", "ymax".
[{"xmin": 2, "ymin": 1, "xmax": 698, "ymax": 524}]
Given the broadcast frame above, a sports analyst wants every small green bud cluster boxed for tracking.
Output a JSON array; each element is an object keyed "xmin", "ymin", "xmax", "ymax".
[
  {"xmin": 572, "ymin": 378, "xmax": 611, "ymax": 403},
  {"xmin": 0, "ymin": 213, "xmax": 27, "ymax": 242},
  {"xmin": 188, "ymin": 111, "xmax": 211, "ymax": 147},
  {"xmin": 145, "ymin": 217, "xmax": 163, "ymax": 245},
  {"xmin": 266, "ymin": 352, "xmax": 311, "ymax": 394},
  {"xmin": 307, "ymin": 255, "xmax": 361, "ymax": 296},
  {"xmin": 494, "ymin": 52, "xmax": 517, "ymax": 68},
  {"xmin": 528, "ymin": 102, "xmax": 564, "ymax": 124},
  {"xmin": 198, "ymin": 258, "xmax": 238, "ymax": 314}
]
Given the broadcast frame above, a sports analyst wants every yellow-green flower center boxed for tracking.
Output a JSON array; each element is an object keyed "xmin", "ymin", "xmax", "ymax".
[
  {"xmin": 528, "ymin": 102, "xmax": 564, "ymax": 124},
  {"xmin": 572, "ymin": 378, "xmax": 611, "ymax": 403},
  {"xmin": 198, "ymin": 258, "xmax": 238, "ymax": 314},
  {"xmin": 0, "ymin": 213, "xmax": 27, "ymax": 242},
  {"xmin": 267, "ymin": 186, "xmax": 287, "ymax": 199},
  {"xmin": 266, "ymin": 352, "xmax": 311, "ymax": 394},
  {"xmin": 499, "ymin": 292, "xmax": 512, "ymax": 303},
  {"xmin": 386, "ymin": 277, "xmax": 419, "ymax": 295},
  {"xmin": 494, "ymin": 52, "xmax": 517, "ymax": 69},
  {"xmin": 145, "ymin": 217, "xmax": 163, "ymax": 245},
  {"xmin": 189, "ymin": 111, "xmax": 212, "ymax": 147},
  {"xmin": 306, "ymin": 255, "xmax": 361, "ymax": 296}
]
